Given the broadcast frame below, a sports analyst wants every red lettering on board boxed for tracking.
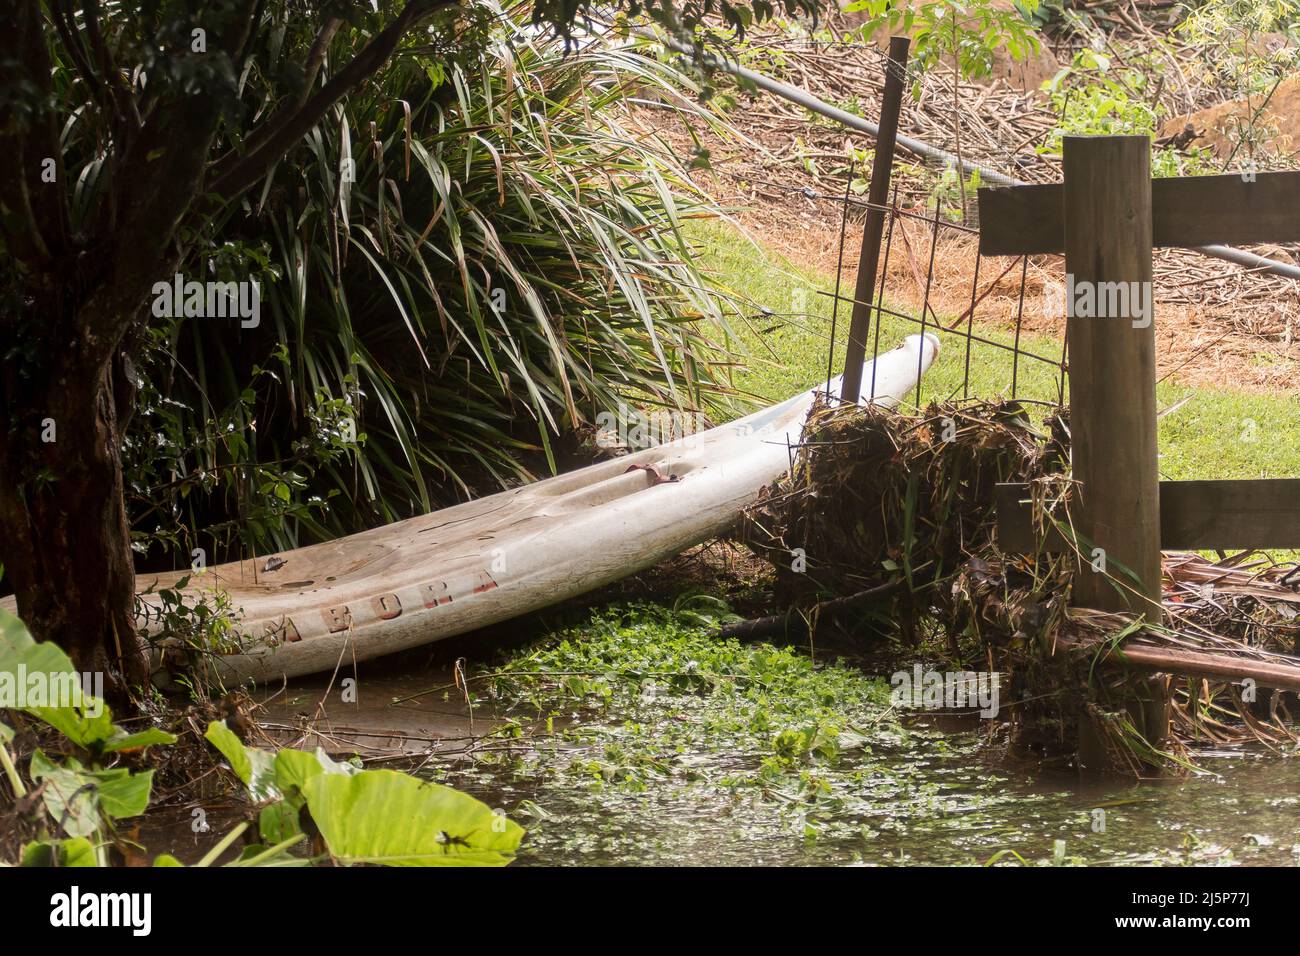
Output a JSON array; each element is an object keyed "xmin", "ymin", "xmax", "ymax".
[
  {"xmin": 472, "ymin": 570, "xmax": 499, "ymax": 594},
  {"xmin": 421, "ymin": 582, "xmax": 453, "ymax": 608},
  {"xmin": 322, "ymin": 605, "xmax": 352, "ymax": 633},
  {"xmin": 372, "ymin": 593, "xmax": 401, "ymax": 620}
]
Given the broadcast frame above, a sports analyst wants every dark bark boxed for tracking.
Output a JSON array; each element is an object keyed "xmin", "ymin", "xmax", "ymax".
[
  {"xmin": 0, "ymin": 0, "xmax": 454, "ymax": 710},
  {"xmin": 0, "ymin": 343, "xmax": 146, "ymax": 701}
]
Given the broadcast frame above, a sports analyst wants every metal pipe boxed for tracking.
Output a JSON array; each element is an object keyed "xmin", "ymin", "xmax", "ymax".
[
  {"xmin": 842, "ymin": 35, "xmax": 910, "ymax": 403},
  {"xmin": 660, "ymin": 35, "xmax": 1018, "ymax": 186},
  {"xmin": 660, "ymin": 36, "xmax": 1300, "ymax": 282}
]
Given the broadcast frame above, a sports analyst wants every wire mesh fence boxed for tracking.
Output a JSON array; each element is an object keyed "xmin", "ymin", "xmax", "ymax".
[{"xmin": 807, "ymin": 160, "xmax": 1069, "ymax": 411}]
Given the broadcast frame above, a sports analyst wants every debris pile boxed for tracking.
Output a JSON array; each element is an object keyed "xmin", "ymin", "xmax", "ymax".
[{"xmin": 739, "ymin": 399, "xmax": 1300, "ymax": 772}]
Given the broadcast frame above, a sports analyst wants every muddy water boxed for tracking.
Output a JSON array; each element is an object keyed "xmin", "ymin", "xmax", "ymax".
[
  {"xmin": 474, "ymin": 736, "xmax": 1300, "ymax": 867},
  {"xmin": 258, "ymin": 673, "xmax": 1300, "ymax": 867}
]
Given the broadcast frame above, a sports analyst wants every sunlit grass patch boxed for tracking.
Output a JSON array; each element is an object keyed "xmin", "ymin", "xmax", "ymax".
[{"xmin": 689, "ymin": 218, "xmax": 1300, "ymax": 483}]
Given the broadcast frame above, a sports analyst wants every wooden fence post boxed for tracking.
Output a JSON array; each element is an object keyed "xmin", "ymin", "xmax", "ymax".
[
  {"xmin": 840, "ymin": 35, "xmax": 910, "ymax": 404},
  {"xmin": 1062, "ymin": 135, "xmax": 1167, "ymax": 762}
]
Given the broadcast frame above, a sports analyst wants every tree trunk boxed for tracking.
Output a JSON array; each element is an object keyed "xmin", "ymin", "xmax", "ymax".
[{"xmin": 0, "ymin": 345, "xmax": 146, "ymax": 704}]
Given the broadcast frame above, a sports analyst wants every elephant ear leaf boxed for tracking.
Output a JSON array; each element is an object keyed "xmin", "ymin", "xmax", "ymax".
[
  {"xmin": 0, "ymin": 608, "xmax": 116, "ymax": 750},
  {"xmin": 29, "ymin": 750, "xmax": 154, "ymax": 838},
  {"xmin": 274, "ymin": 745, "xmax": 357, "ymax": 804},
  {"xmin": 301, "ymin": 769, "xmax": 524, "ymax": 867},
  {"xmin": 0, "ymin": 606, "xmax": 34, "ymax": 658},
  {"xmin": 21, "ymin": 837, "xmax": 97, "ymax": 867},
  {"xmin": 204, "ymin": 720, "xmax": 281, "ymax": 802}
]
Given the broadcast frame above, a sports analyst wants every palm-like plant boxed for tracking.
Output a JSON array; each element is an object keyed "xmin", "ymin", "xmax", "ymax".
[{"xmin": 127, "ymin": 19, "xmax": 740, "ymax": 564}]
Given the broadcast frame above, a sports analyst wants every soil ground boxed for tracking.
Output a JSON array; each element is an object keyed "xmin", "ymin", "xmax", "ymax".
[{"xmin": 632, "ymin": 18, "xmax": 1300, "ymax": 395}]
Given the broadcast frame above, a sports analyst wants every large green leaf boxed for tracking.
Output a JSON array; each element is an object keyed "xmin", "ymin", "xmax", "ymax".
[
  {"xmin": 257, "ymin": 801, "xmax": 302, "ymax": 845},
  {"xmin": 93, "ymin": 767, "xmax": 155, "ymax": 819},
  {"xmin": 30, "ymin": 751, "xmax": 99, "ymax": 838},
  {"xmin": 29, "ymin": 750, "xmax": 153, "ymax": 838},
  {"xmin": 274, "ymin": 745, "xmax": 357, "ymax": 802},
  {"xmin": 204, "ymin": 719, "xmax": 280, "ymax": 802},
  {"xmin": 0, "ymin": 609, "xmax": 115, "ymax": 749},
  {"xmin": 0, "ymin": 608, "xmax": 173, "ymax": 754},
  {"xmin": 21, "ymin": 837, "xmax": 97, "ymax": 867},
  {"xmin": 0, "ymin": 606, "xmax": 34, "ymax": 657},
  {"xmin": 301, "ymin": 769, "xmax": 524, "ymax": 866}
]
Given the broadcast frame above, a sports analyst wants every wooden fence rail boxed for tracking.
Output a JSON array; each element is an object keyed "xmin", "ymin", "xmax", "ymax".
[{"xmin": 977, "ymin": 135, "xmax": 1300, "ymax": 765}]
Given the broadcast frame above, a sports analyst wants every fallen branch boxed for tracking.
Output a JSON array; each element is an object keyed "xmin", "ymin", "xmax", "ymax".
[
  {"xmin": 1098, "ymin": 641, "xmax": 1300, "ymax": 694},
  {"xmin": 718, "ymin": 579, "xmax": 904, "ymax": 641}
]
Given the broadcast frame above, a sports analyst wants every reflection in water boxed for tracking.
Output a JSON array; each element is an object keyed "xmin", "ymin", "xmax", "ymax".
[
  {"xmin": 438, "ymin": 730, "xmax": 1300, "ymax": 866},
  {"xmin": 261, "ymin": 668, "xmax": 1300, "ymax": 867}
]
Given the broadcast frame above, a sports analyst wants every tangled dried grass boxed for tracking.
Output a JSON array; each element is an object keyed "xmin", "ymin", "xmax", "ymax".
[
  {"xmin": 738, "ymin": 399, "xmax": 1300, "ymax": 775},
  {"xmin": 740, "ymin": 397, "xmax": 1069, "ymax": 634}
]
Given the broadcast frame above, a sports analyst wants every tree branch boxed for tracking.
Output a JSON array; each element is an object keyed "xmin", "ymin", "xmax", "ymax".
[
  {"xmin": 0, "ymin": 0, "xmax": 71, "ymax": 270},
  {"xmin": 716, "ymin": 580, "xmax": 905, "ymax": 642},
  {"xmin": 80, "ymin": 0, "xmax": 264, "ymax": 357},
  {"xmin": 209, "ymin": 13, "xmax": 343, "ymax": 175},
  {"xmin": 205, "ymin": 0, "xmax": 458, "ymax": 204},
  {"xmin": 49, "ymin": 1, "xmax": 103, "ymax": 100},
  {"xmin": 299, "ymin": 16, "xmax": 344, "ymax": 109},
  {"xmin": 83, "ymin": 0, "xmax": 143, "ymax": 135}
]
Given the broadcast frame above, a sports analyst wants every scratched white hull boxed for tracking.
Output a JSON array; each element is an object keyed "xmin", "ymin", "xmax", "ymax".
[{"xmin": 58, "ymin": 335, "xmax": 938, "ymax": 683}]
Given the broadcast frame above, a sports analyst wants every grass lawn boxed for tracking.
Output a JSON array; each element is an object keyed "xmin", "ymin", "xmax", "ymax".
[{"xmin": 692, "ymin": 219, "xmax": 1300, "ymax": 483}]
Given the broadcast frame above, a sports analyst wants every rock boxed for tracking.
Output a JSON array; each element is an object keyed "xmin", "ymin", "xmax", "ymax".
[{"xmin": 1160, "ymin": 72, "xmax": 1300, "ymax": 161}]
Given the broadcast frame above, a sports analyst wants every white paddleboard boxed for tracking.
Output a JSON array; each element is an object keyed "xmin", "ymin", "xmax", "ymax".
[{"xmin": 18, "ymin": 334, "xmax": 940, "ymax": 683}]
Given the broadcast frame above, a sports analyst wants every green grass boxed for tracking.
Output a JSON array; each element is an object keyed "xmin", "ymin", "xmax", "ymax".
[{"xmin": 693, "ymin": 219, "xmax": 1300, "ymax": 482}]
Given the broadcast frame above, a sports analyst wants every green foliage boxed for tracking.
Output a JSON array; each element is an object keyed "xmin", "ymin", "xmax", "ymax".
[
  {"xmin": 843, "ymin": 0, "xmax": 1042, "ymax": 84},
  {"xmin": 122, "ymin": 341, "xmax": 354, "ymax": 562},
  {"xmin": 1014, "ymin": 0, "xmax": 1064, "ymax": 29},
  {"xmin": 478, "ymin": 603, "xmax": 897, "ymax": 793},
  {"xmin": 929, "ymin": 165, "xmax": 983, "ymax": 222},
  {"xmin": 1, "ymin": 607, "xmax": 521, "ymax": 866},
  {"xmin": 1178, "ymin": 0, "xmax": 1300, "ymax": 162},
  {"xmin": 549, "ymin": 0, "xmax": 829, "ymax": 46},
  {"xmin": 444, "ymin": 604, "xmax": 1059, "ymax": 862},
  {"xmin": 0, "ymin": 608, "xmax": 177, "ymax": 757},
  {"xmin": 1, "ymin": 607, "xmax": 173, "ymax": 865},
  {"xmin": 29, "ymin": 750, "xmax": 153, "ymax": 839},
  {"xmin": 1179, "ymin": 0, "xmax": 1300, "ymax": 81},
  {"xmin": 303, "ymin": 770, "xmax": 524, "ymax": 866},
  {"xmin": 20, "ymin": 837, "xmax": 98, "ymax": 868},
  {"xmin": 204, "ymin": 720, "xmax": 524, "ymax": 865},
  {"xmin": 135, "ymin": 575, "xmax": 243, "ymax": 700},
  {"xmin": 128, "ymin": 21, "xmax": 741, "ymax": 564},
  {"xmin": 1041, "ymin": 47, "xmax": 1216, "ymax": 176}
]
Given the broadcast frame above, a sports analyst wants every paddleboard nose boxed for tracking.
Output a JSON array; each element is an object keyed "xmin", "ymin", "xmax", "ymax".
[{"xmin": 904, "ymin": 332, "xmax": 941, "ymax": 367}]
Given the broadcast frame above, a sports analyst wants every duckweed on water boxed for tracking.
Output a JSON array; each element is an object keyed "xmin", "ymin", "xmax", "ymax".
[
  {"xmin": 421, "ymin": 603, "xmax": 1300, "ymax": 866},
  {"xmin": 487, "ymin": 602, "xmax": 900, "ymax": 791},
  {"xmin": 439, "ymin": 603, "xmax": 1063, "ymax": 864}
]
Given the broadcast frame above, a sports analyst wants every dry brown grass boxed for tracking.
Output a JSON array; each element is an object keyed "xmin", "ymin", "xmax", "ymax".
[{"xmin": 633, "ymin": 80, "xmax": 1300, "ymax": 395}]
